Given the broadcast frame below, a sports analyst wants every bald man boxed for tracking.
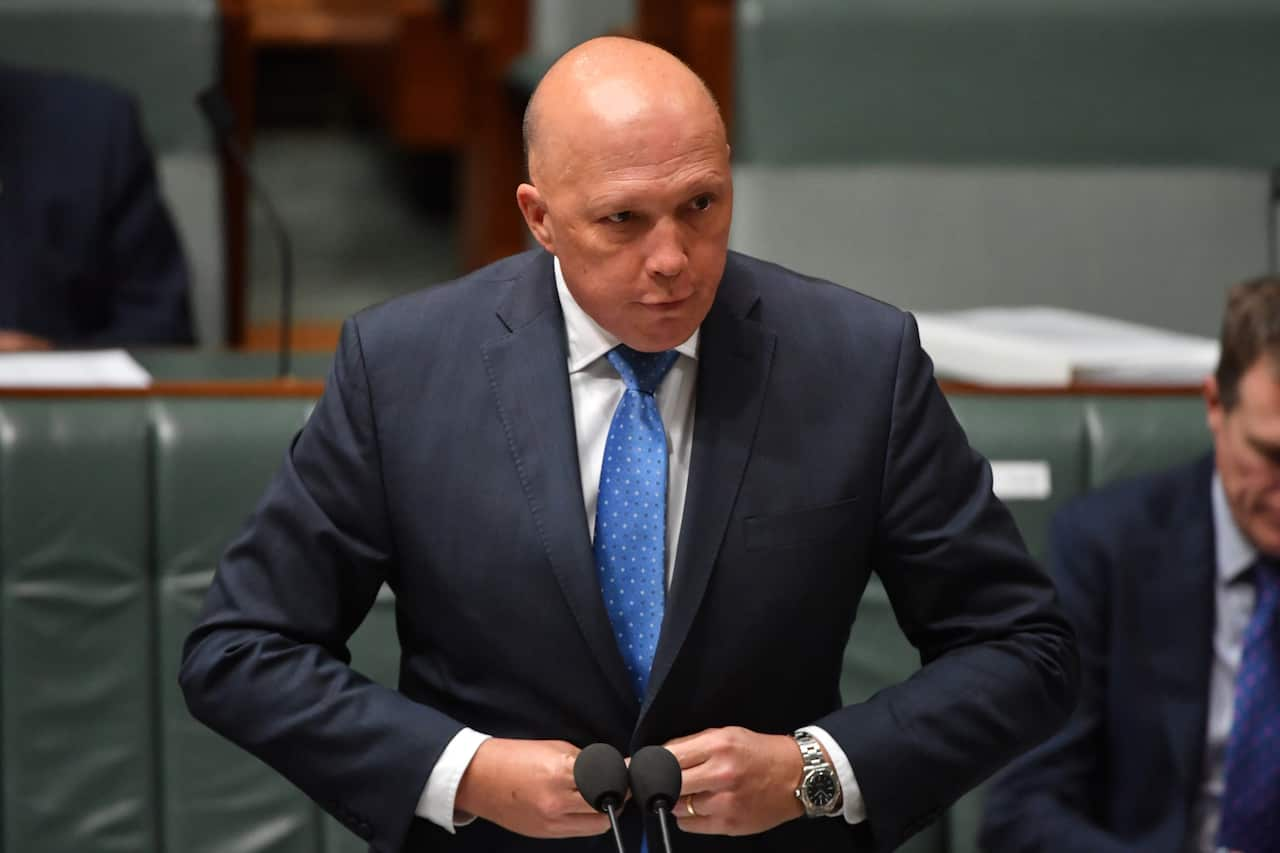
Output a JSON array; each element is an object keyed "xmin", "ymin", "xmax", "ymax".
[{"xmin": 181, "ymin": 38, "xmax": 1077, "ymax": 853}]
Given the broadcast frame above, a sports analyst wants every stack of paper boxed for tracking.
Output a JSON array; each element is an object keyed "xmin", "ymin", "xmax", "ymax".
[
  {"xmin": 914, "ymin": 307, "xmax": 1218, "ymax": 386},
  {"xmin": 0, "ymin": 349, "xmax": 153, "ymax": 388}
]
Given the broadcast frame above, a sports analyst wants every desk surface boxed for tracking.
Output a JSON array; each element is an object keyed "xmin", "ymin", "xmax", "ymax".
[
  {"xmin": 134, "ymin": 349, "xmax": 333, "ymax": 382},
  {"xmin": 0, "ymin": 348, "xmax": 1204, "ymax": 398}
]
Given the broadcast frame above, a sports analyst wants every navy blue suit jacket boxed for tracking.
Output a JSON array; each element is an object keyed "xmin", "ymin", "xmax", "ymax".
[
  {"xmin": 981, "ymin": 455, "xmax": 1216, "ymax": 853},
  {"xmin": 181, "ymin": 250, "xmax": 1077, "ymax": 852},
  {"xmin": 0, "ymin": 63, "xmax": 192, "ymax": 345}
]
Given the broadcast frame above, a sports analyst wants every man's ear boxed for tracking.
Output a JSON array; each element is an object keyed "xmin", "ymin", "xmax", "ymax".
[
  {"xmin": 1205, "ymin": 374, "xmax": 1224, "ymax": 434},
  {"xmin": 516, "ymin": 183, "xmax": 555, "ymax": 254}
]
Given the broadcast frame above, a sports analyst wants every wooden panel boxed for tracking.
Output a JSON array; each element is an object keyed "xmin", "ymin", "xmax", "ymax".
[
  {"xmin": 250, "ymin": 13, "xmax": 397, "ymax": 46},
  {"xmin": 219, "ymin": 0, "xmax": 253, "ymax": 346},
  {"xmin": 686, "ymin": 0, "xmax": 734, "ymax": 138},
  {"xmin": 0, "ymin": 381, "xmax": 325, "ymax": 399},
  {"xmin": 246, "ymin": 0, "xmax": 403, "ymax": 45},
  {"xmin": 637, "ymin": 0, "xmax": 734, "ymax": 137},
  {"xmin": 243, "ymin": 320, "xmax": 343, "ymax": 352},
  {"xmin": 938, "ymin": 381, "xmax": 1201, "ymax": 397},
  {"xmin": 458, "ymin": 0, "xmax": 530, "ymax": 270},
  {"xmin": 391, "ymin": 1, "xmax": 467, "ymax": 147}
]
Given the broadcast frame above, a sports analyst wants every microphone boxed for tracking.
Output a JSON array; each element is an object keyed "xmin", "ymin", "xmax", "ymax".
[
  {"xmin": 196, "ymin": 87, "xmax": 295, "ymax": 378},
  {"xmin": 573, "ymin": 743, "xmax": 629, "ymax": 853},
  {"xmin": 628, "ymin": 745, "xmax": 682, "ymax": 853}
]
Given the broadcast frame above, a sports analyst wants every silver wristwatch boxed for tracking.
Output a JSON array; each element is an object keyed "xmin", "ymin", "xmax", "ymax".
[{"xmin": 792, "ymin": 730, "xmax": 842, "ymax": 817}]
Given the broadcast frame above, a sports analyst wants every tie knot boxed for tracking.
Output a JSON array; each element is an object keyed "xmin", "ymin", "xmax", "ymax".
[{"xmin": 607, "ymin": 345, "xmax": 679, "ymax": 395}]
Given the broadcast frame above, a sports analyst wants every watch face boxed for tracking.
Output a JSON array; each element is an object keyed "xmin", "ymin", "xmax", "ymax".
[{"xmin": 805, "ymin": 772, "xmax": 838, "ymax": 808}]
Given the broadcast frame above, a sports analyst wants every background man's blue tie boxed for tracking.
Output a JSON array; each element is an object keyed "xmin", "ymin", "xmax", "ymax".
[
  {"xmin": 1217, "ymin": 556, "xmax": 1280, "ymax": 853},
  {"xmin": 594, "ymin": 344, "xmax": 679, "ymax": 702}
]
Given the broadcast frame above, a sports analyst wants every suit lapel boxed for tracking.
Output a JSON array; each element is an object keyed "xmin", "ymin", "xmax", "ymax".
[
  {"xmin": 641, "ymin": 268, "xmax": 776, "ymax": 718},
  {"xmin": 482, "ymin": 254, "xmax": 637, "ymax": 711},
  {"xmin": 1146, "ymin": 457, "xmax": 1216, "ymax": 788}
]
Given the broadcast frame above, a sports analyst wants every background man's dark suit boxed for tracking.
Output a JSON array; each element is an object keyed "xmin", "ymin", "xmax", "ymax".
[
  {"xmin": 0, "ymin": 62, "xmax": 192, "ymax": 345},
  {"xmin": 181, "ymin": 250, "xmax": 1077, "ymax": 852},
  {"xmin": 981, "ymin": 455, "xmax": 1215, "ymax": 853}
]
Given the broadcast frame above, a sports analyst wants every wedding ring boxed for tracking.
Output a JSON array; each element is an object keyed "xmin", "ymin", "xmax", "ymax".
[{"xmin": 686, "ymin": 796, "xmax": 699, "ymax": 818}]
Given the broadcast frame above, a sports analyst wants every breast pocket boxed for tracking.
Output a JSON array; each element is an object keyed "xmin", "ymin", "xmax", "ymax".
[{"xmin": 743, "ymin": 496, "xmax": 861, "ymax": 552}]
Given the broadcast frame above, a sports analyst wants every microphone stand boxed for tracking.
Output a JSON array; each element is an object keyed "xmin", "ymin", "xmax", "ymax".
[
  {"xmin": 655, "ymin": 802, "xmax": 675, "ymax": 853},
  {"xmin": 197, "ymin": 88, "xmax": 294, "ymax": 378},
  {"xmin": 604, "ymin": 801, "xmax": 626, "ymax": 853}
]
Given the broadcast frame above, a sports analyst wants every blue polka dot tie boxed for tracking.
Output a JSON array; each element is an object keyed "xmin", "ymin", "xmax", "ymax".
[
  {"xmin": 594, "ymin": 344, "xmax": 679, "ymax": 702},
  {"xmin": 1217, "ymin": 557, "xmax": 1280, "ymax": 853}
]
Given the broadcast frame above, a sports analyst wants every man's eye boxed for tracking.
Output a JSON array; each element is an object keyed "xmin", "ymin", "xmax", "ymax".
[
  {"xmin": 690, "ymin": 195, "xmax": 712, "ymax": 211},
  {"xmin": 606, "ymin": 211, "xmax": 632, "ymax": 224}
]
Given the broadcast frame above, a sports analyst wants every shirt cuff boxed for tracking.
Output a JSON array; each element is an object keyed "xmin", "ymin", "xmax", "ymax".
[
  {"xmin": 415, "ymin": 727, "xmax": 492, "ymax": 832},
  {"xmin": 803, "ymin": 725, "xmax": 867, "ymax": 824}
]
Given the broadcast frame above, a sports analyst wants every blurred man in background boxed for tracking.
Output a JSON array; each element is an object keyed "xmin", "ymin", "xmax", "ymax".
[
  {"xmin": 982, "ymin": 276, "xmax": 1280, "ymax": 853},
  {"xmin": 0, "ymin": 61, "xmax": 192, "ymax": 349}
]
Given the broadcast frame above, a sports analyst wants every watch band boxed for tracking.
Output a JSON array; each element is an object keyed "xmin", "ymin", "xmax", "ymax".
[
  {"xmin": 793, "ymin": 730, "xmax": 842, "ymax": 817},
  {"xmin": 795, "ymin": 731, "xmax": 827, "ymax": 769}
]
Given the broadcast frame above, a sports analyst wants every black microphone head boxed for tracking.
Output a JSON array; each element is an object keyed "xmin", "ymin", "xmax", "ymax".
[
  {"xmin": 196, "ymin": 87, "xmax": 237, "ymax": 136},
  {"xmin": 574, "ymin": 743, "xmax": 629, "ymax": 812},
  {"xmin": 628, "ymin": 746, "xmax": 682, "ymax": 814}
]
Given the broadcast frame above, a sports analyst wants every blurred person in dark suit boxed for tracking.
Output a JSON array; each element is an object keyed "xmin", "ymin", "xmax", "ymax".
[
  {"xmin": 181, "ymin": 37, "xmax": 1076, "ymax": 853},
  {"xmin": 0, "ymin": 61, "xmax": 193, "ymax": 349},
  {"xmin": 982, "ymin": 276, "xmax": 1280, "ymax": 853}
]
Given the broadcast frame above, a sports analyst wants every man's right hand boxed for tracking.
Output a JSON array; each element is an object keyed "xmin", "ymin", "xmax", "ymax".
[
  {"xmin": 453, "ymin": 738, "xmax": 612, "ymax": 838},
  {"xmin": 0, "ymin": 330, "xmax": 52, "ymax": 351}
]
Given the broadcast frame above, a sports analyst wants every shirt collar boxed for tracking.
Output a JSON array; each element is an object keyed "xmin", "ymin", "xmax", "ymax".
[
  {"xmin": 554, "ymin": 256, "xmax": 699, "ymax": 374},
  {"xmin": 1212, "ymin": 471, "xmax": 1256, "ymax": 585}
]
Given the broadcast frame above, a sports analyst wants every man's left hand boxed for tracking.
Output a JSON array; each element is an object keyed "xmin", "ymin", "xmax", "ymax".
[{"xmin": 664, "ymin": 726, "xmax": 806, "ymax": 836}]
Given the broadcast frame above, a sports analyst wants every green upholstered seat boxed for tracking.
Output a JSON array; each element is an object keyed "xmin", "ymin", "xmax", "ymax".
[
  {"xmin": 153, "ymin": 399, "xmax": 321, "ymax": 853},
  {"xmin": 1084, "ymin": 396, "xmax": 1211, "ymax": 488},
  {"xmin": 950, "ymin": 396, "xmax": 1088, "ymax": 562},
  {"xmin": 0, "ymin": 401, "xmax": 155, "ymax": 852},
  {"xmin": 0, "ymin": 387, "xmax": 1218, "ymax": 852}
]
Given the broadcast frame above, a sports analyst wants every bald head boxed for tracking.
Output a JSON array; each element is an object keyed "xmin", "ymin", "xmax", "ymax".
[
  {"xmin": 523, "ymin": 37, "xmax": 725, "ymax": 184},
  {"xmin": 513, "ymin": 37, "xmax": 733, "ymax": 352}
]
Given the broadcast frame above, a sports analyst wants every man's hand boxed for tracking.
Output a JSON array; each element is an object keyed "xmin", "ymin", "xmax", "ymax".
[
  {"xmin": 665, "ymin": 726, "xmax": 806, "ymax": 836},
  {"xmin": 0, "ymin": 330, "xmax": 52, "ymax": 351},
  {"xmin": 454, "ymin": 738, "xmax": 611, "ymax": 838}
]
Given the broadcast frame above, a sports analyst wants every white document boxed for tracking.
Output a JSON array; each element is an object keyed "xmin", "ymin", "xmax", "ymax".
[
  {"xmin": 990, "ymin": 460, "xmax": 1053, "ymax": 501},
  {"xmin": 0, "ymin": 349, "xmax": 152, "ymax": 388},
  {"xmin": 915, "ymin": 306, "xmax": 1218, "ymax": 387}
]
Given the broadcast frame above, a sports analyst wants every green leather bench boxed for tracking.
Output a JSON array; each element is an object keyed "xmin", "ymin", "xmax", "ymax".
[
  {"xmin": 0, "ymin": 390, "xmax": 1209, "ymax": 852},
  {"xmin": 0, "ymin": 396, "xmax": 395, "ymax": 853},
  {"xmin": 843, "ymin": 393, "xmax": 1208, "ymax": 852}
]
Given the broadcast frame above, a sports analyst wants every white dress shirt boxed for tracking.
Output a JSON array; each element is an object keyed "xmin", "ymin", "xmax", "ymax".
[
  {"xmin": 416, "ymin": 257, "xmax": 865, "ymax": 830},
  {"xmin": 1187, "ymin": 474, "xmax": 1258, "ymax": 853}
]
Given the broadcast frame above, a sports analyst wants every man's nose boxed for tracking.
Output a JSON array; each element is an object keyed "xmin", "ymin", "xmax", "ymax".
[{"xmin": 645, "ymin": 218, "xmax": 688, "ymax": 280}]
